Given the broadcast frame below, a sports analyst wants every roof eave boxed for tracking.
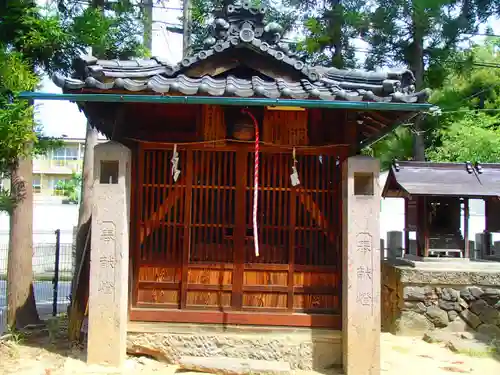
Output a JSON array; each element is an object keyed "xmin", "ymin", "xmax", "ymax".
[{"xmin": 18, "ymin": 91, "xmax": 433, "ymax": 112}]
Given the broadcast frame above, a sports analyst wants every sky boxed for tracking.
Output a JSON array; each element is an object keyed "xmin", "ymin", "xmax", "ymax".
[{"xmin": 35, "ymin": 1, "xmax": 500, "ymax": 139}]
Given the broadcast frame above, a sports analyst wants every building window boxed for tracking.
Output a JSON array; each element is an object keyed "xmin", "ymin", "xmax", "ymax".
[
  {"xmin": 53, "ymin": 146, "xmax": 79, "ymax": 166},
  {"xmin": 33, "ymin": 177, "xmax": 42, "ymax": 194}
]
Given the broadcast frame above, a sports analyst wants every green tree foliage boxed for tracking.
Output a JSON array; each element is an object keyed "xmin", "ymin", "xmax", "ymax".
[
  {"xmin": 0, "ymin": 0, "xmax": 145, "ymax": 209},
  {"xmin": 426, "ymin": 39, "xmax": 500, "ymax": 163},
  {"xmin": 364, "ymin": 0, "xmax": 497, "ymax": 87},
  {"xmin": 285, "ymin": 0, "xmax": 368, "ymax": 68},
  {"xmin": 427, "ymin": 113, "xmax": 500, "ymax": 163},
  {"xmin": 0, "ymin": 49, "xmax": 38, "ymax": 211},
  {"xmin": 56, "ymin": 173, "xmax": 82, "ymax": 204},
  {"xmin": 365, "ymin": 40, "xmax": 500, "ymax": 168}
]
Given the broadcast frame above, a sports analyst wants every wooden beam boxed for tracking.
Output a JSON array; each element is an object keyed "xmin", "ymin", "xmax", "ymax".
[
  {"xmin": 297, "ymin": 191, "xmax": 336, "ymax": 244},
  {"xmin": 129, "ymin": 308, "xmax": 341, "ymax": 329}
]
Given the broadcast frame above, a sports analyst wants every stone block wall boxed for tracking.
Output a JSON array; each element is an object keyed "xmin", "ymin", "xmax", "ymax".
[
  {"xmin": 382, "ymin": 261, "xmax": 500, "ymax": 337},
  {"xmin": 127, "ymin": 323, "xmax": 342, "ymax": 371}
]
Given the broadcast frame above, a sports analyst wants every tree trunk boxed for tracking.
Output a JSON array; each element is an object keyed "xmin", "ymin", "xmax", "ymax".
[
  {"xmin": 410, "ymin": 7, "xmax": 426, "ymax": 161},
  {"xmin": 68, "ymin": 123, "xmax": 97, "ymax": 341},
  {"xmin": 143, "ymin": 0, "xmax": 153, "ymax": 52},
  {"xmin": 71, "ymin": 123, "xmax": 97, "ymax": 292},
  {"xmin": 7, "ymin": 153, "xmax": 40, "ymax": 329},
  {"xmin": 330, "ymin": 0, "xmax": 344, "ymax": 69},
  {"xmin": 182, "ymin": 0, "xmax": 191, "ymax": 56}
]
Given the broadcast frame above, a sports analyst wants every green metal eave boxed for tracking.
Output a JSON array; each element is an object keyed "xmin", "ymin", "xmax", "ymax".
[{"xmin": 18, "ymin": 92, "xmax": 433, "ymax": 112}]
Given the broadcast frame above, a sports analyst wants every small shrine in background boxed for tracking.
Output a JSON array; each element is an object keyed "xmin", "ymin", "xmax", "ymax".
[{"xmin": 383, "ymin": 161, "xmax": 500, "ymax": 259}]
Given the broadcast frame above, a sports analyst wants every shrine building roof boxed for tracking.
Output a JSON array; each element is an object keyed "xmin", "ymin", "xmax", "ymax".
[
  {"xmin": 51, "ymin": 1, "xmax": 430, "ymax": 106},
  {"xmin": 383, "ymin": 161, "xmax": 500, "ymax": 198}
]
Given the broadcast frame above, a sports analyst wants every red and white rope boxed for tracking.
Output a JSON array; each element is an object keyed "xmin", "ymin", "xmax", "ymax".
[{"xmin": 242, "ymin": 109, "xmax": 260, "ymax": 257}]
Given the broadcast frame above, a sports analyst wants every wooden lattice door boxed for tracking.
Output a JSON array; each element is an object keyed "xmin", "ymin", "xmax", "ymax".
[{"xmin": 133, "ymin": 144, "xmax": 342, "ymax": 327}]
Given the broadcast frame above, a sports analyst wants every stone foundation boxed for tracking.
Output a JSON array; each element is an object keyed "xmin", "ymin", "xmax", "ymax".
[
  {"xmin": 382, "ymin": 259, "xmax": 500, "ymax": 338},
  {"xmin": 127, "ymin": 322, "xmax": 342, "ymax": 371}
]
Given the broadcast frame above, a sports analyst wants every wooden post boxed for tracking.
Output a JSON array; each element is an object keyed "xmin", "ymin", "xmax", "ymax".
[
  {"xmin": 423, "ymin": 197, "xmax": 429, "ymax": 257},
  {"xmin": 180, "ymin": 150, "xmax": 193, "ymax": 309},
  {"xmin": 404, "ymin": 198, "xmax": 410, "ymax": 255},
  {"xmin": 484, "ymin": 198, "xmax": 491, "ymax": 256},
  {"xmin": 464, "ymin": 198, "xmax": 470, "ymax": 258}
]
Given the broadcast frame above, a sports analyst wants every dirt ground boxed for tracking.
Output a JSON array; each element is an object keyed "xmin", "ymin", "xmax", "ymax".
[{"xmin": 0, "ymin": 318, "xmax": 499, "ymax": 375}]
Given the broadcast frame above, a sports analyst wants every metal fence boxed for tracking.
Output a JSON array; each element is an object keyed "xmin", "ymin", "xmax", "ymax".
[{"xmin": 0, "ymin": 229, "xmax": 74, "ymax": 334}]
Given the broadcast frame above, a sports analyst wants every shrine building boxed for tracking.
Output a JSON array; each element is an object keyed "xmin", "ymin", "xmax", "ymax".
[{"xmin": 23, "ymin": 2, "xmax": 431, "ymax": 374}]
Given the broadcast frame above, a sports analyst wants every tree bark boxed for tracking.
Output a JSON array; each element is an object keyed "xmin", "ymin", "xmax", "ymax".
[
  {"xmin": 71, "ymin": 123, "xmax": 97, "ymax": 291},
  {"xmin": 143, "ymin": 0, "xmax": 153, "ymax": 52},
  {"xmin": 68, "ymin": 123, "xmax": 97, "ymax": 341},
  {"xmin": 7, "ymin": 153, "xmax": 40, "ymax": 329},
  {"xmin": 330, "ymin": 0, "xmax": 344, "ymax": 69},
  {"xmin": 182, "ymin": 0, "xmax": 191, "ymax": 56},
  {"xmin": 410, "ymin": 6, "xmax": 426, "ymax": 161}
]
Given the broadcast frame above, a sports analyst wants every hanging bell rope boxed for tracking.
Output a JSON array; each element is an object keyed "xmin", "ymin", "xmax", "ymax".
[
  {"xmin": 171, "ymin": 144, "xmax": 181, "ymax": 182},
  {"xmin": 241, "ymin": 108, "xmax": 260, "ymax": 257}
]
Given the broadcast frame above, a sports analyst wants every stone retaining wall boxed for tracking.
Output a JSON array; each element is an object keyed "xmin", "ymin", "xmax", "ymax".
[
  {"xmin": 382, "ymin": 261, "xmax": 500, "ymax": 337},
  {"xmin": 127, "ymin": 322, "xmax": 342, "ymax": 371}
]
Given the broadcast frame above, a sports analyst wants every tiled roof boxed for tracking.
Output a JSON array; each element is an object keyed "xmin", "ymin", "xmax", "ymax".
[
  {"xmin": 383, "ymin": 161, "xmax": 500, "ymax": 197},
  {"xmin": 52, "ymin": 72, "xmax": 430, "ymax": 103},
  {"xmin": 52, "ymin": 1, "xmax": 431, "ymax": 104}
]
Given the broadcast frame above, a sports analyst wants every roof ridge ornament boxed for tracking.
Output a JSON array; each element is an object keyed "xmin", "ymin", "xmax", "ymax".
[{"xmin": 203, "ymin": 1, "xmax": 284, "ymax": 48}]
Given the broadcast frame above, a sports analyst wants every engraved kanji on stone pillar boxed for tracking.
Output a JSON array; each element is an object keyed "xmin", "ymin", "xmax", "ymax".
[
  {"xmin": 342, "ymin": 156, "xmax": 381, "ymax": 375},
  {"xmin": 88, "ymin": 141, "xmax": 131, "ymax": 368}
]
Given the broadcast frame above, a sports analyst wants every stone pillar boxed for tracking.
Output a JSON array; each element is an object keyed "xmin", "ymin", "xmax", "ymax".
[
  {"xmin": 468, "ymin": 240, "xmax": 475, "ymax": 259},
  {"xmin": 475, "ymin": 233, "xmax": 484, "ymax": 259},
  {"xmin": 409, "ymin": 239, "xmax": 418, "ymax": 256},
  {"xmin": 387, "ymin": 231, "xmax": 403, "ymax": 259},
  {"xmin": 87, "ymin": 141, "xmax": 131, "ymax": 368},
  {"xmin": 342, "ymin": 156, "xmax": 381, "ymax": 375}
]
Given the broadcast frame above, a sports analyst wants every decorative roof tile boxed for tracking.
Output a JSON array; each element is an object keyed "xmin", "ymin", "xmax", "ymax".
[{"xmin": 53, "ymin": 72, "xmax": 429, "ymax": 104}]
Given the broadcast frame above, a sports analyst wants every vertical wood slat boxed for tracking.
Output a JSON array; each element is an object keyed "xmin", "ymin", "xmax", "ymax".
[
  {"xmin": 221, "ymin": 152, "xmax": 228, "ymax": 261},
  {"xmin": 172, "ymin": 151, "xmax": 180, "ymax": 261},
  {"xmin": 151, "ymin": 150, "xmax": 158, "ymax": 260},
  {"xmin": 144, "ymin": 150, "xmax": 151, "ymax": 261},
  {"xmin": 287, "ymin": 177, "xmax": 297, "ymax": 311},
  {"xmin": 276, "ymin": 154, "xmax": 282, "ymax": 264},
  {"xmin": 232, "ymin": 148, "xmax": 247, "ymax": 310},
  {"xmin": 132, "ymin": 145, "xmax": 141, "ymax": 306},
  {"xmin": 162, "ymin": 150, "xmax": 169, "ymax": 262},
  {"xmin": 181, "ymin": 150, "xmax": 194, "ymax": 309},
  {"xmin": 209, "ymin": 152, "xmax": 216, "ymax": 260}
]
